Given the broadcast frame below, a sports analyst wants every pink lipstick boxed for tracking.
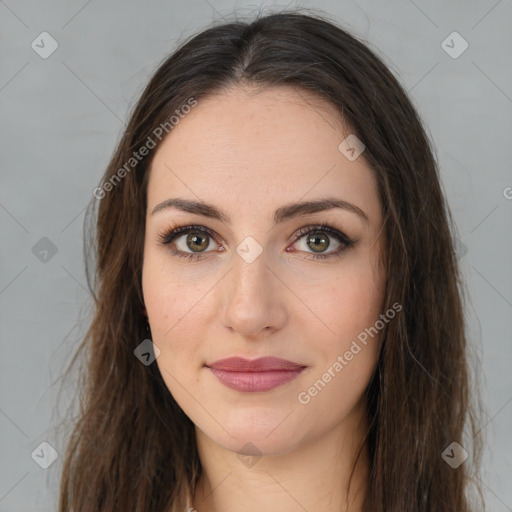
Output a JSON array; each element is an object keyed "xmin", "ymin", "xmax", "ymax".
[{"xmin": 206, "ymin": 356, "xmax": 306, "ymax": 392}]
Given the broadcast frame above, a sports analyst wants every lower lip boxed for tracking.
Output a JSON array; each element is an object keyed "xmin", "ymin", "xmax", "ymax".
[{"xmin": 207, "ymin": 367, "xmax": 306, "ymax": 392}]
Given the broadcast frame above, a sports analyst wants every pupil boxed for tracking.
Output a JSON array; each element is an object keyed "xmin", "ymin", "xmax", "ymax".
[
  {"xmin": 309, "ymin": 233, "xmax": 329, "ymax": 252},
  {"xmin": 188, "ymin": 233, "xmax": 208, "ymax": 252}
]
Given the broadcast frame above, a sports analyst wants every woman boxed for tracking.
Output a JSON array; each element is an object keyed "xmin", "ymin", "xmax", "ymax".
[{"xmin": 58, "ymin": 9, "xmax": 484, "ymax": 512}]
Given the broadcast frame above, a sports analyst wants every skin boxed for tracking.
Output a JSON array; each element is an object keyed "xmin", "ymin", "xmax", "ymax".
[{"xmin": 142, "ymin": 84, "xmax": 386, "ymax": 512}]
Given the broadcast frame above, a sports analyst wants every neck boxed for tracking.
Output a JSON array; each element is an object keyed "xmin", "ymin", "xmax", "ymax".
[{"xmin": 191, "ymin": 400, "xmax": 370, "ymax": 512}]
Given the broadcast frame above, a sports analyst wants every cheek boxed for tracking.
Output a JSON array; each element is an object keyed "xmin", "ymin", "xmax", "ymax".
[
  {"xmin": 142, "ymin": 249, "xmax": 206, "ymax": 338},
  {"xmin": 298, "ymin": 342, "xmax": 378, "ymax": 429},
  {"xmin": 150, "ymin": 297, "xmax": 205, "ymax": 407},
  {"xmin": 297, "ymin": 276, "xmax": 383, "ymax": 417},
  {"xmin": 299, "ymin": 260, "xmax": 384, "ymax": 402},
  {"xmin": 142, "ymin": 256, "xmax": 208, "ymax": 389},
  {"xmin": 307, "ymin": 262, "xmax": 385, "ymax": 343}
]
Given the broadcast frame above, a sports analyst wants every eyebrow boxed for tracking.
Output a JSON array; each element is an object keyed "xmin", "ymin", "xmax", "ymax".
[{"xmin": 151, "ymin": 196, "xmax": 369, "ymax": 225}]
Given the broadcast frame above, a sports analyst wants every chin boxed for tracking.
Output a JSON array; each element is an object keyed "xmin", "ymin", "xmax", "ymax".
[
  {"xmin": 214, "ymin": 430, "xmax": 300, "ymax": 459},
  {"xmin": 195, "ymin": 410, "xmax": 309, "ymax": 458}
]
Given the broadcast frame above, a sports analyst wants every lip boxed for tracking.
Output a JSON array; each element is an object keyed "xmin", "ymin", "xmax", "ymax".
[{"xmin": 206, "ymin": 357, "xmax": 307, "ymax": 392}]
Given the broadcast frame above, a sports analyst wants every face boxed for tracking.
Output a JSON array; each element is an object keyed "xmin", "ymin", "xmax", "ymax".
[{"xmin": 142, "ymin": 85, "xmax": 386, "ymax": 457}]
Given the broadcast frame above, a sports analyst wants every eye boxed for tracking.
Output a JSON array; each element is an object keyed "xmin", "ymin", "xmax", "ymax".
[
  {"xmin": 156, "ymin": 222, "xmax": 356, "ymax": 261},
  {"xmin": 289, "ymin": 223, "xmax": 356, "ymax": 260},
  {"xmin": 156, "ymin": 224, "xmax": 222, "ymax": 261}
]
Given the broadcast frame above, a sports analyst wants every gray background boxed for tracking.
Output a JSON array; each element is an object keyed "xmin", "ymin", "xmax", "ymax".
[{"xmin": 1, "ymin": 0, "xmax": 511, "ymax": 510}]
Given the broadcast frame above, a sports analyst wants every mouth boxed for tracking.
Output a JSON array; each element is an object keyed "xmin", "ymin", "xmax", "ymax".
[{"xmin": 205, "ymin": 356, "xmax": 307, "ymax": 392}]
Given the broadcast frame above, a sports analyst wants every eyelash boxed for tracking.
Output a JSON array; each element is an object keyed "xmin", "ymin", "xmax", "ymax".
[{"xmin": 156, "ymin": 223, "xmax": 356, "ymax": 262}]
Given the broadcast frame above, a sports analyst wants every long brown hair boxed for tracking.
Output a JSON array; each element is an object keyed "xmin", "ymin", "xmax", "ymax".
[{"xmin": 57, "ymin": 9, "xmax": 484, "ymax": 511}]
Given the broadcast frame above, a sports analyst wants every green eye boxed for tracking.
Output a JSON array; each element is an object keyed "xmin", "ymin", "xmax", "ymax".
[{"xmin": 158, "ymin": 223, "xmax": 356, "ymax": 261}]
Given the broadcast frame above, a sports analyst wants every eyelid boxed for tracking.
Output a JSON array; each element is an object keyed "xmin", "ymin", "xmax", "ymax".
[
  {"xmin": 156, "ymin": 222, "xmax": 355, "ymax": 260},
  {"xmin": 157, "ymin": 224, "xmax": 220, "ymax": 246},
  {"xmin": 292, "ymin": 223, "xmax": 353, "ymax": 244}
]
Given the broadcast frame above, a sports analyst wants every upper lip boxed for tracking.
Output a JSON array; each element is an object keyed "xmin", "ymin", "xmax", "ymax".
[{"xmin": 206, "ymin": 357, "xmax": 306, "ymax": 372}]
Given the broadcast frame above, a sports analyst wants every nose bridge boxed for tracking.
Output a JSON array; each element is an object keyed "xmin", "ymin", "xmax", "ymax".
[
  {"xmin": 232, "ymin": 243, "xmax": 268, "ymax": 296},
  {"xmin": 220, "ymin": 239, "xmax": 285, "ymax": 337}
]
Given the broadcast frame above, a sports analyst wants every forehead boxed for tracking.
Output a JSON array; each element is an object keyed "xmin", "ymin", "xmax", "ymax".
[{"xmin": 147, "ymin": 85, "xmax": 381, "ymax": 225}]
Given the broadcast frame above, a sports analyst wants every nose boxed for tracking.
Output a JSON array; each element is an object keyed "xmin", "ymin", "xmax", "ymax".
[{"xmin": 219, "ymin": 245, "xmax": 288, "ymax": 340}]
